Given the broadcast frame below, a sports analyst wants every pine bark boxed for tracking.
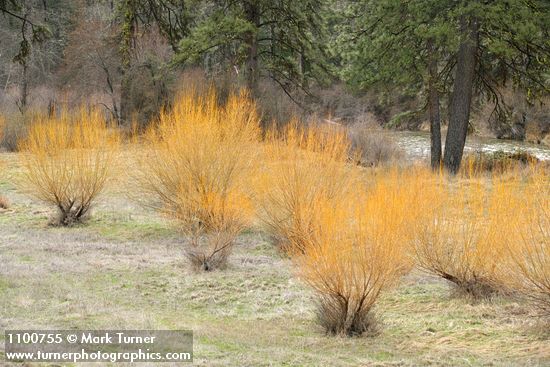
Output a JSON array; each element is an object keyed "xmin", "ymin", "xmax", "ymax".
[
  {"xmin": 443, "ymin": 16, "xmax": 479, "ymax": 174},
  {"xmin": 427, "ymin": 39, "xmax": 442, "ymax": 170}
]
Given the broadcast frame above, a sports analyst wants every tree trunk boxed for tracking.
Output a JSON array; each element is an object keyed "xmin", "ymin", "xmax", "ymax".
[
  {"xmin": 102, "ymin": 63, "xmax": 120, "ymax": 123},
  {"xmin": 443, "ymin": 16, "xmax": 478, "ymax": 174},
  {"xmin": 119, "ymin": 0, "xmax": 136, "ymax": 124},
  {"xmin": 244, "ymin": 2, "xmax": 260, "ymax": 95},
  {"xmin": 18, "ymin": 62, "xmax": 28, "ymax": 114},
  {"xmin": 119, "ymin": 73, "xmax": 131, "ymax": 124},
  {"xmin": 427, "ymin": 39, "xmax": 442, "ymax": 170}
]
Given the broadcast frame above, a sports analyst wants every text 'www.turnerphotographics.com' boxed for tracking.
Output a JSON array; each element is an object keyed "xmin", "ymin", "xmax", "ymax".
[{"xmin": 5, "ymin": 330, "xmax": 193, "ymax": 363}]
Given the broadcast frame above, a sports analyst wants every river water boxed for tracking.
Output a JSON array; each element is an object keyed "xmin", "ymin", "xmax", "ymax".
[{"xmin": 386, "ymin": 131, "xmax": 550, "ymax": 161}]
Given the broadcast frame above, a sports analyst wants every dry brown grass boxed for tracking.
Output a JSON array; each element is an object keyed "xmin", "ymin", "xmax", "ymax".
[
  {"xmin": 0, "ymin": 116, "xmax": 6, "ymax": 209},
  {"xmin": 133, "ymin": 89, "xmax": 260, "ymax": 271},
  {"xmin": 16, "ymin": 108, "xmax": 120, "ymax": 225},
  {"xmin": 0, "ymin": 114, "xmax": 4, "ymax": 141}
]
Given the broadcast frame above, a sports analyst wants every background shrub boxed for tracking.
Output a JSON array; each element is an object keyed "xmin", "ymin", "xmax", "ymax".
[
  {"xmin": 348, "ymin": 123, "xmax": 404, "ymax": 167},
  {"xmin": 134, "ymin": 89, "xmax": 260, "ymax": 271},
  {"xmin": 17, "ymin": 108, "xmax": 120, "ymax": 225},
  {"xmin": 462, "ymin": 150, "xmax": 540, "ymax": 177},
  {"xmin": 0, "ymin": 113, "xmax": 29, "ymax": 152},
  {"xmin": 256, "ymin": 122, "xmax": 359, "ymax": 253}
]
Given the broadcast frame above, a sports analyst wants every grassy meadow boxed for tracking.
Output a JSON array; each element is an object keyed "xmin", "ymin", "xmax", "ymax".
[{"xmin": 0, "ymin": 92, "xmax": 549, "ymax": 366}]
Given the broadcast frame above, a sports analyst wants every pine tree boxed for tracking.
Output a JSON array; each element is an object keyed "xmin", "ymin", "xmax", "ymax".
[
  {"xmin": 342, "ymin": 0, "xmax": 550, "ymax": 173},
  {"xmin": 174, "ymin": 0, "xmax": 331, "ymax": 97}
]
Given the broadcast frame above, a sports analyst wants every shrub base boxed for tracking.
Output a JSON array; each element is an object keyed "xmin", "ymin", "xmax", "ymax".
[
  {"xmin": 316, "ymin": 297, "xmax": 380, "ymax": 337},
  {"xmin": 184, "ymin": 234, "xmax": 235, "ymax": 271},
  {"xmin": 49, "ymin": 208, "xmax": 90, "ymax": 227}
]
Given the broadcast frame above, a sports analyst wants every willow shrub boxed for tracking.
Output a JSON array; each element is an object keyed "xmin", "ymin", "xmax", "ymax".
[
  {"xmin": 17, "ymin": 108, "xmax": 119, "ymax": 226},
  {"xmin": 293, "ymin": 169, "xmax": 422, "ymax": 336},
  {"xmin": 134, "ymin": 89, "xmax": 260, "ymax": 271},
  {"xmin": 413, "ymin": 173, "xmax": 525, "ymax": 299},
  {"xmin": 500, "ymin": 169, "xmax": 550, "ymax": 316},
  {"xmin": 256, "ymin": 123, "xmax": 428, "ymax": 335},
  {"xmin": 256, "ymin": 121, "xmax": 359, "ymax": 253}
]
